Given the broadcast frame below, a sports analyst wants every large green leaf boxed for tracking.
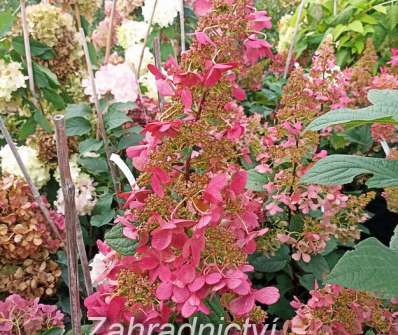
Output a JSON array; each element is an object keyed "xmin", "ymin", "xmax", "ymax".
[
  {"xmin": 301, "ymin": 155, "xmax": 398, "ymax": 188},
  {"xmin": 249, "ymin": 245, "xmax": 290, "ymax": 273},
  {"xmin": 327, "ymin": 238, "xmax": 398, "ymax": 299},
  {"xmin": 0, "ymin": 11, "xmax": 15, "ymax": 38},
  {"xmin": 104, "ymin": 107, "xmax": 132, "ymax": 131},
  {"xmin": 104, "ymin": 223, "xmax": 137, "ymax": 256},
  {"xmin": 305, "ymin": 89, "xmax": 398, "ymax": 131},
  {"xmin": 245, "ymin": 169, "xmax": 269, "ymax": 192},
  {"xmin": 390, "ymin": 226, "xmax": 398, "ymax": 251},
  {"xmin": 65, "ymin": 117, "xmax": 91, "ymax": 136},
  {"xmin": 65, "ymin": 103, "xmax": 91, "ymax": 120}
]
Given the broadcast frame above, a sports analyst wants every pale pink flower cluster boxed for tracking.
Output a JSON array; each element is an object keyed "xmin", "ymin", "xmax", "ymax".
[
  {"xmin": 288, "ymin": 284, "xmax": 398, "ymax": 334},
  {"xmin": 82, "ymin": 62, "xmax": 139, "ymax": 103},
  {"xmin": 0, "ymin": 294, "xmax": 64, "ymax": 334}
]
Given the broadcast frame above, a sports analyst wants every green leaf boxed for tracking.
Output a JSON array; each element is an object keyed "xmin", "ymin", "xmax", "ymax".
[
  {"xmin": 42, "ymin": 88, "xmax": 65, "ymax": 110},
  {"xmin": 305, "ymin": 107, "xmax": 396, "ymax": 131},
  {"xmin": 245, "ymin": 169, "xmax": 269, "ymax": 192},
  {"xmin": 65, "ymin": 103, "xmax": 91, "ymax": 120},
  {"xmin": 92, "ymin": 193, "xmax": 114, "ymax": 214},
  {"xmin": 267, "ymin": 296, "xmax": 295, "ymax": 320},
  {"xmin": 368, "ymin": 89, "xmax": 398, "ymax": 105},
  {"xmin": 104, "ymin": 108, "xmax": 132, "ymax": 131},
  {"xmin": 91, "ymin": 209, "xmax": 116, "ymax": 227},
  {"xmin": 249, "ymin": 246, "xmax": 290, "ymax": 273},
  {"xmin": 65, "ymin": 117, "xmax": 91, "ymax": 136},
  {"xmin": 306, "ymin": 90, "xmax": 398, "ymax": 131},
  {"xmin": 40, "ymin": 328, "xmax": 64, "ymax": 335},
  {"xmin": 373, "ymin": 4, "xmax": 387, "ymax": 14},
  {"xmin": 298, "ymin": 255, "xmax": 330, "ymax": 280},
  {"xmin": 79, "ymin": 157, "xmax": 109, "ymax": 175},
  {"xmin": 301, "ymin": 155, "xmax": 398, "ymax": 188},
  {"xmin": 299, "ymin": 273, "xmax": 318, "ymax": 290},
  {"xmin": 390, "ymin": 225, "xmax": 398, "ymax": 250},
  {"xmin": 327, "ymin": 238, "xmax": 398, "ymax": 299},
  {"xmin": 105, "ymin": 223, "xmax": 137, "ymax": 256},
  {"xmin": 12, "ymin": 36, "xmax": 55, "ymax": 60},
  {"xmin": 32, "ymin": 62, "xmax": 59, "ymax": 87},
  {"xmin": 18, "ymin": 116, "xmax": 37, "ymax": 141},
  {"xmin": 0, "ymin": 11, "xmax": 16, "ymax": 38},
  {"xmin": 347, "ymin": 20, "xmax": 364, "ymax": 34},
  {"xmin": 79, "ymin": 138, "xmax": 103, "ymax": 153},
  {"xmin": 33, "ymin": 110, "xmax": 52, "ymax": 132}
]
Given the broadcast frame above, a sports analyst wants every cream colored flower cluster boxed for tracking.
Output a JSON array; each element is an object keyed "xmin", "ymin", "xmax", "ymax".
[
  {"xmin": 54, "ymin": 155, "xmax": 97, "ymax": 216},
  {"xmin": 117, "ymin": 20, "xmax": 158, "ymax": 99},
  {"xmin": 51, "ymin": 0, "xmax": 102, "ymax": 20},
  {"xmin": 142, "ymin": 0, "xmax": 180, "ymax": 28},
  {"xmin": 0, "ymin": 144, "xmax": 50, "ymax": 189},
  {"xmin": 0, "ymin": 60, "xmax": 27, "ymax": 102},
  {"xmin": 26, "ymin": 3, "xmax": 75, "ymax": 48},
  {"xmin": 277, "ymin": 14, "xmax": 294, "ymax": 53},
  {"xmin": 25, "ymin": 4, "xmax": 81, "ymax": 82}
]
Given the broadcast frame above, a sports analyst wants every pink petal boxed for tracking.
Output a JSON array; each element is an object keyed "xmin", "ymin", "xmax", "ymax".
[
  {"xmin": 156, "ymin": 282, "xmax": 173, "ymax": 300},
  {"xmin": 232, "ymin": 85, "xmax": 246, "ymax": 101},
  {"xmin": 205, "ymin": 272, "xmax": 222, "ymax": 285},
  {"xmin": 151, "ymin": 230, "xmax": 172, "ymax": 251},
  {"xmin": 195, "ymin": 32, "xmax": 215, "ymax": 46},
  {"xmin": 181, "ymin": 87, "xmax": 193, "ymax": 111},
  {"xmin": 193, "ymin": 0, "xmax": 212, "ymax": 16},
  {"xmin": 188, "ymin": 277, "xmax": 205, "ymax": 292},
  {"xmin": 254, "ymin": 287, "xmax": 280, "ymax": 305},
  {"xmin": 229, "ymin": 295, "xmax": 255, "ymax": 316},
  {"xmin": 230, "ymin": 170, "xmax": 248, "ymax": 194},
  {"xmin": 148, "ymin": 64, "xmax": 166, "ymax": 80},
  {"xmin": 156, "ymin": 79, "xmax": 174, "ymax": 96}
]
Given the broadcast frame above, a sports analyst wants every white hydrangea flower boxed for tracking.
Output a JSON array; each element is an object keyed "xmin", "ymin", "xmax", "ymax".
[
  {"xmin": 0, "ymin": 60, "xmax": 27, "ymax": 102},
  {"xmin": 0, "ymin": 144, "xmax": 50, "ymax": 189},
  {"xmin": 142, "ymin": 0, "xmax": 180, "ymax": 28},
  {"xmin": 277, "ymin": 14, "xmax": 294, "ymax": 53},
  {"xmin": 125, "ymin": 44, "xmax": 155, "ymax": 75},
  {"xmin": 117, "ymin": 20, "xmax": 149, "ymax": 49},
  {"xmin": 54, "ymin": 155, "xmax": 97, "ymax": 216},
  {"xmin": 139, "ymin": 72, "xmax": 158, "ymax": 100}
]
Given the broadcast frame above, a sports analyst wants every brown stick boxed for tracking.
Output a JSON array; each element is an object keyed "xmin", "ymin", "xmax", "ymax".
[
  {"xmin": 179, "ymin": 0, "xmax": 186, "ymax": 53},
  {"xmin": 79, "ymin": 28, "xmax": 120, "ymax": 195},
  {"xmin": 0, "ymin": 116, "xmax": 62, "ymax": 240},
  {"xmin": 284, "ymin": 0, "xmax": 306, "ymax": 79},
  {"xmin": 104, "ymin": 0, "xmax": 117, "ymax": 64},
  {"xmin": 53, "ymin": 115, "xmax": 81, "ymax": 335},
  {"xmin": 153, "ymin": 35, "xmax": 164, "ymax": 113},
  {"xmin": 137, "ymin": 0, "xmax": 158, "ymax": 78},
  {"xmin": 20, "ymin": 0, "xmax": 37, "ymax": 101},
  {"xmin": 74, "ymin": 2, "xmax": 82, "ymax": 31}
]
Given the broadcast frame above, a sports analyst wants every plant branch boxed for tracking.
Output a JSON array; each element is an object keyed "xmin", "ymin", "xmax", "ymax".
[
  {"xmin": 19, "ymin": 0, "xmax": 36, "ymax": 100},
  {"xmin": 104, "ymin": 0, "xmax": 117, "ymax": 64},
  {"xmin": 53, "ymin": 115, "xmax": 81, "ymax": 335},
  {"xmin": 179, "ymin": 0, "xmax": 186, "ymax": 53}
]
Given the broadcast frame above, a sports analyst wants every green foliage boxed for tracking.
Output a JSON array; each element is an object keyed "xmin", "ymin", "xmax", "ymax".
[
  {"xmin": 249, "ymin": 246, "xmax": 290, "ymax": 272},
  {"xmin": 306, "ymin": 90, "xmax": 398, "ymax": 131},
  {"xmin": 90, "ymin": 193, "xmax": 115, "ymax": 227},
  {"xmin": 65, "ymin": 104, "xmax": 92, "ymax": 136},
  {"xmin": 301, "ymin": 154, "xmax": 398, "ymax": 188},
  {"xmin": 104, "ymin": 223, "xmax": 137, "ymax": 256},
  {"xmin": 0, "ymin": 11, "xmax": 16, "ymax": 38},
  {"xmin": 246, "ymin": 169, "xmax": 270, "ymax": 192},
  {"xmin": 290, "ymin": 0, "xmax": 398, "ymax": 66},
  {"xmin": 303, "ymin": 89, "xmax": 398, "ymax": 188},
  {"xmin": 327, "ymin": 238, "xmax": 398, "ymax": 299}
]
